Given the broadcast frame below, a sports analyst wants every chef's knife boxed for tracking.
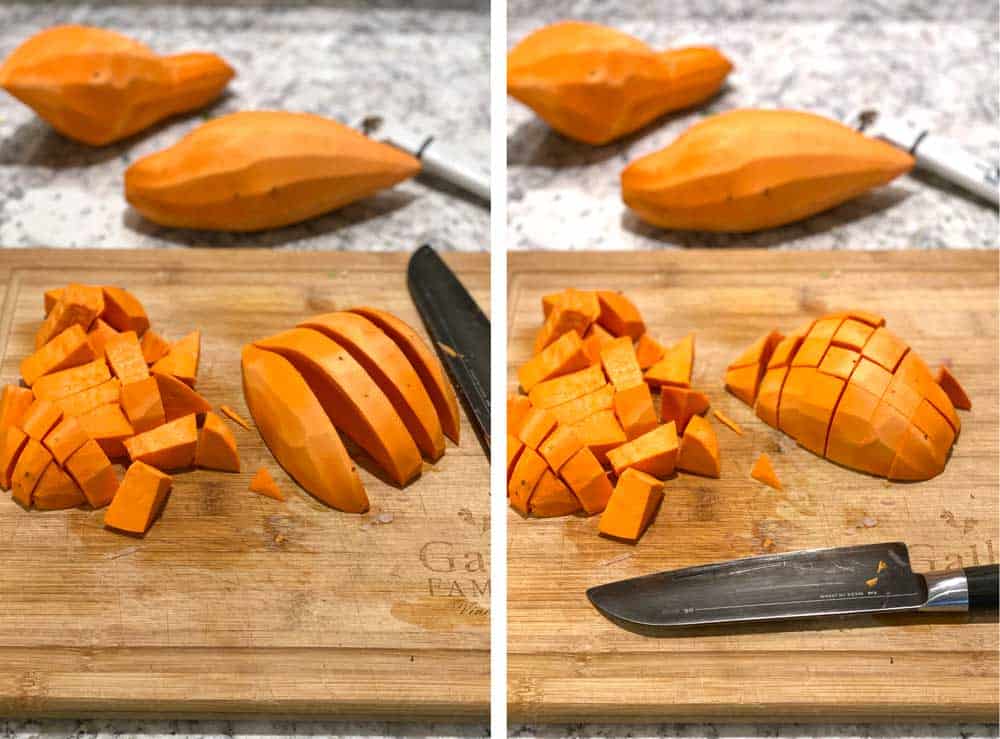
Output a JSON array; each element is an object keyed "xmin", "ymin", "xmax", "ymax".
[
  {"xmin": 407, "ymin": 245, "xmax": 490, "ymax": 451},
  {"xmin": 588, "ymin": 542, "xmax": 998, "ymax": 629},
  {"xmin": 848, "ymin": 110, "xmax": 999, "ymax": 205}
]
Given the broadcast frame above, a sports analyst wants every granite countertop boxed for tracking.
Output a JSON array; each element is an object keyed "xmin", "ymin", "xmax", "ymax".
[
  {"xmin": 0, "ymin": 1, "xmax": 489, "ymax": 250},
  {"xmin": 507, "ymin": 0, "xmax": 999, "ymax": 250}
]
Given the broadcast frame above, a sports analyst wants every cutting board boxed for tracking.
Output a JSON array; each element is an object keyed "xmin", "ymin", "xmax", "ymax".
[
  {"xmin": 0, "ymin": 249, "xmax": 490, "ymax": 719},
  {"xmin": 507, "ymin": 249, "xmax": 998, "ymax": 722}
]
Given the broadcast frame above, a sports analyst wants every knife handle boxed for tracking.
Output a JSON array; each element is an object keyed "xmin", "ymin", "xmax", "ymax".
[{"xmin": 966, "ymin": 564, "xmax": 999, "ymax": 613}]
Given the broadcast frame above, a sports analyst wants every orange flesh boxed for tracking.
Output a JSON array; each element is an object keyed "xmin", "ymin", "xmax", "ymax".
[
  {"xmin": 150, "ymin": 330, "xmax": 200, "ymax": 386},
  {"xmin": 21, "ymin": 324, "xmax": 95, "ymax": 386},
  {"xmin": 123, "ymin": 413, "xmax": 196, "ymax": 470},
  {"xmin": 105, "ymin": 330, "xmax": 150, "ymax": 385},
  {"xmin": 104, "ymin": 461, "xmax": 172, "ymax": 534},
  {"xmin": 101, "ymin": 287, "xmax": 150, "ymax": 335},
  {"xmin": 751, "ymin": 453, "xmax": 782, "ymax": 490},
  {"xmin": 120, "ymin": 376, "xmax": 166, "ymax": 433},
  {"xmin": 32, "ymin": 358, "xmax": 111, "ymax": 402},
  {"xmin": 598, "ymin": 468, "xmax": 663, "ymax": 542},
  {"xmin": 194, "ymin": 411, "xmax": 240, "ymax": 472},
  {"xmin": 606, "ymin": 422, "xmax": 679, "ymax": 479},
  {"xmin": 78, "ymin": 403, "xmax": 134, "ymax": 459},
  {"xmin": 249, "ymin": 466, "xmax": 284, "ymax": 501},
  {"xmin": 677, "ymin": 414, "xmax": 720, "ymax": 478}
]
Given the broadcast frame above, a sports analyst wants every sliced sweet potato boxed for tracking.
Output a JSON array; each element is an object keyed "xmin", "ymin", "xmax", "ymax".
[
  {"xmin": 43, "ymin": 415, "xmax": 89, "ymax": 466},
  {"xmin": 508, "ymin": 445, "xmax": 546, "ymax": 515},
  {"xmin": 250, "ymin": 466, "xmax": 284, "ymax": 501},
  {"xmin": 936, "ymin": 365, "xmax": 971, "ymax": 411},
  {"xmin": 516, "ymin": 405, "xmax": 557, "ymax": 450},
  {"xmin": 35, "ymin": 283, "xmax": 104, "ymax": 349},
  {"xmin": 860, "ymin": 327, "xmax": 908, "ymax": 373},
  {"xmin": 0, "ymin": 426, "xmax": 28, "ymax": 490},
  {"xmin": 194, "ymin": 412, "xmax": 240, "ymax": 472},
  {"xmin": 241, "ymin": 345, "xmax": 367, "ymax": 512},
  {"xmin": 78, "ymin": 403, "xmax": 134, "ymax": 459},
  {"xmin": 755, "ymin": 366, "xmax": 789, "ymax": 428},
  {"xmin": 598, "ymin": 468, "xmax": 663, "ymax": 542},
  {"xmin": 11, "ymin": 438, "xmax": 53, "ymax": 507},
  {"xmin": 255, "ymin": 328, "xmax": 423, "ymax": 485},
  {"xmin": 508, "ymin": 394, "xmax": 533, "ymax": 437},
  {"xmin": 123, "ymin": 413, "xmax": 196, "ymax": 470},
  {"xmin": 105, "ymin": 330, "xmax": 149, "ymax": 384},
  {"xmin": 100, "ymin": 287, "xmax": 150, "ymax": 335},
  {"xmin": 832, "ymin": 319, "xmax": 874, "ymax": 351},
  {"xmin": 726, "ymin": 330, "xmax": 783, "ymax": 407},
  {"xmin": 528, "ymin": 469, "xmax": 581, "ymax": 517},
  {"xmin": 140, "ymin": 329, "xmax": 171, "ymax": 365},
  {"xmin": 0, "ymin": 385, "xmax": 34, "ymax": 429},
  {"xmin": 43, "ymin": 287, "xmax": 63, "ymax": 314},
  {"xmin": 104, "ymin": 461, "xmax": 172, "ymax": 534},
  {"xmin": 645, "ymin": 334, "xmax": 694, "ymax": 388},
  {"xmin": 606, "ymin": 422, "xmax": 679, "ymax": 479},
  {"xmin": 559, "ymin": 446, "xmax": 612, "ymax": 515},
  {"xmin": 518, "ymin": 330, "xmax": 590, "ymax": 392},
  {"xmin": 537, "ymin": 424, "xmax": 584, "ymax": 472},
  {"xmin": 65, "ymin": 438, "xmax": 119, "ymax": 508},
  {"xmin": 596, "ymin": 291, "xmax": 645, "ymax": 339},
  {"xmin": 299, "ymin": 313, "xmax": 444, "ymax": 461},
  {"xmin": 677, "ymin": 415, "xmax": 720, "ymax": 478},
  {"xmin": 20, "ymin": 398, "xmax": 63, "ymax": 441},
  {"xmin": 613, "ymin": 383, "xmax": 658, "ymax": 440},
  {"xmin": 151, "ymin": 330, "xmax": 200, "ymax": 386},
  {"xmin": 87, "ymin": 319, "xmax": 119, "ymax": 358},
  {"xmin": 21, "ymin": 325, "xmax": 95, "ymax": 386},
  {"xmin": 569, "ymin": 408, "xmax": 627, "ymax": 465},
  {"xmin": 153, "ymin": 372, "xmax": 212, "ymax": 422},
  {"xmin": 751, "ymin": 453, "xmax": 782, "ymax": 490},
  {"xmin": 32, "ymin": 358, "xmax": 111, "ymax": 401},
  {"xmin": 120, "ymin": 376, "xmax": 166, "ymax": 433},
  {"xmin": 549, "ymin": 383, "xmax": 615, "ymax": 425},
  {"xmin": 600, "ymin": 336, "xmax": 644, "ymax": 390},
  {"xmin": 351, "ymin": 306, "xmax": 462, "ymax": 444},
  {"xmin": 659, "ymin": 386, "xmax": 710, "ymax": 433},
  {"xmin": 533, "ymin": 289, "xmax": 600, "ymax": 353},
  {"xmin": 507, "ymin": 434, "xmax": 525, "ymax": 477},
  {"xmin": 33, "ymin": 464, "xmax": 86, "ymax": 510},
  {"xmin": 56, "ymin": 378, "xmax": 121, "ymax": 417},
  {"xmin": 635, "ymin": 334, "xmax": 665, "ymax": 370},
  {"xmin": 529, "ymin": 364, "xmax": 605, "ymax": 409},
  {"xmin": 713, "ymin": 409, "xmax": 743, "ymax": 435},
  {"xmin": 219, "ymin": 404, "xmax": 251, "ymax": 430}
]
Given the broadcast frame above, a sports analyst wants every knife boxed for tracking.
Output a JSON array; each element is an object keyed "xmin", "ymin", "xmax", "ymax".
[
  {"xmin": 587, "ymin": 542, "xmax": 998, "ymax": 629},
  {"xmin": 847, "ymin": 109, "xmax": 999, "ymax": 205},
  {"xmin": 407, "ymin": 245, "xmax": 490, "ymax": 451}
]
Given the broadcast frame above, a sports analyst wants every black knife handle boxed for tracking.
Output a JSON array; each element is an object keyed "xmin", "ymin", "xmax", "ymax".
[{"xmin": 966, "ymin": 565, "xmax": 999, "ymax": 613}]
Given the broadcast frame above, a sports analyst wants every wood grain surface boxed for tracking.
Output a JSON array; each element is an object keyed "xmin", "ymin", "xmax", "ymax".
[
  {"xmin": 507, "ymin": 249, "xmax": 998, "ymax": 723},
  {"xmin": 0, "ymin": 249, "xmax": 490, "ymax": 719}
]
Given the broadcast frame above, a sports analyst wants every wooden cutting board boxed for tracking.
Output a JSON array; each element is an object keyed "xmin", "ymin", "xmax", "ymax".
[
  {"xmin": 508, "ymin": 249, "xmax": 998, "ymax": 722},
  {"xmin": 0, "ymin": 249, "xmax": 490, "ymax": 719}
]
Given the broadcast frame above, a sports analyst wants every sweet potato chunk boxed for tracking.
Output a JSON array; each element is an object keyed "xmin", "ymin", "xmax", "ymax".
[
  {"xmin": 528, "ymin": 364, "xmax": 605, "ymax": 409},
  {"xmin": 677, "ymin": 415, "xmax": 720, "ymax": 478},
  {"xmin": 11, "ymin": 438, "xmax": 53, "ymax": 508},
  {"xmin": 508, "ymin": 394, "xmax": 533, "ymax": 437},
  {"xmin": 529, "ymin": 469, "xmax": 581, "ymax": 517},
  {"xmin": 596, "ymin": 291, "xmax": 645, "ymax": 339},
  {"xmin": 0, "ymin": 426, "xmax": 28, "ymax": 490},
  {"xmin": 606, "ymin": 422, "xmax": 679, "ymax": 479},
  {"xmin": 598, "ymin": 468, "xmax": 663, "ymax": 542},
  {"xmin": 0, "ymin": 385, "xmax": 34, "ymax": 429},
  {"xmin": 32, "ymin": 358, "xmax": 111, "ymax": 401},
  {"xmin": 508, "ymin": 445, "xmax": 546, "ymax": 515},
  {"xmin": 153, "ymin": 372, "xmax": 212, "ymax": 421},
  {"xmin": 600, "ymin": 336, "xmax": 644, "ymax": 390},
  {"xmin": 645, "ymin": 334, "xmax": 694, "ymax": 388},
  {"xmin": 43, "ymin": 416, "xmax": 90, "ymax": 465},
  {"xmin": 104, "ymin": 461, "xmax": 172, "ymax": 534},
  {"xmin": 518, "ymin": 330, "xmax": 590, "ymax": 392},
  {"xmin": 659, "ymin": 386, "xmax": 710, "ymax": 434},
  {"xmin": 250, "ymin": 466, "xmax": 284, "ymax": 501},
  {"xmin": 105, "ymin": 330, "xmax": 150, "ymax": 385},
  {"xmin": 936, "ymin": 366, "xmax": 971, "ymax": 411},
  {"xmin": 560, "ymin": 446, "xmax": 613, "ymax": 515},
  {"xmin": 150, "ymin": 330, "xmax": 201, "ymax": 386},
  {"xmin": 194, "ymin": 411, "xmax": 240, "ymax": 472},
  {"xmin": 140, "ymin": 329, "xmax": 171, "ymax": 365},
  {"xmin": 35, "ymin": 283, "xmax": 104, "ymax": 349},
  {"xmin": 120, "ymin": 376, "xmax": 166, "ymax": 433},
  {"xmin": 533, "ymin": 289, "xmax": 600, "ymax": 352},
  {"xmin": 20, "ymin": 398, "xmax": 63, "ymax": 441},
  {"xmin": 100, "ymin": 287, "xmax": 150, "ymax": 335},
  {"xmin": 123, "ymin": 413, "xmax": 196, "ymax": 470},
  {"xmin": 614, "ymin": 383, "xmax": 658, "ymax": 440},
  {"xmin": 56, "ymin": 378, "xmax": 121, "ymax": 417},
  {"xmin": 516, "ymin": 406, "xmax": 557, "ymax": 450},
  {"xmin": 20, "ymin": 325, "xmax": 95, "ymax": 386},
  {"xmin": 87, "ymin": 319, "xmax": 119, "ymax": 358},
  {"xmin": 569, "ymin": 408, "xmax": 626, "ymax": 465},
  {"xmin": 634, "ymin": 334, "xmax": 665, "ymax": 369},
  {"xmin": 34, "ymin": 464, "xmax": 85, "ymax": 510},
  {"xmin": 549, "ymin": 384, "xmax": 615, "ymax": 425},
  {"xmin": 537, "ymin": 424, "xmax": 584, "ymax": 472}
]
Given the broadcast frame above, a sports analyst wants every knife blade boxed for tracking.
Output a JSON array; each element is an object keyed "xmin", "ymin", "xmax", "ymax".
[
  {"xmin": 407, "ymin": 245, "xmax": 490, "ymax": 451},
  {"xmin": 587, "ymin": 542, "xmax": 998, "ymax": 629}
]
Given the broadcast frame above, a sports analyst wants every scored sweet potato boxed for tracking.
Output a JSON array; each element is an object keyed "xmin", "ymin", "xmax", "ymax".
[
  {"xmin": 33, "ymin": 463, "xmax": 86, "ymax": 510},
  {"xmin": 21, "ymin": 324, "xmax": 95, "ymax": 386},
  {"xmin": 193, "ymin": 413, "xmax": 240, "ymax": 473},
  {"xmin": 150, "ymin": 330, "xmax": 200, "ymax": 387},
  {"xmin": 606, "ymin": 422, "xmax": 679, "ymax": 479},
  {"xmin": 936, "ymin": 366, "xmax": 971, "ymax": 410},
  {"xmin": 598, "ymin": 468, "xmax": 663, "ymax": 542},
  {"xmin": 123, "ymin": 413, "xmax": 196, "ymax": 470},
  {"xmin": 120, "ymin": 376, "xmax": 166, "ymax": 433},
  {"xmin": 104, "ymin": 461, "xmax": 172, "ymax": 534}
]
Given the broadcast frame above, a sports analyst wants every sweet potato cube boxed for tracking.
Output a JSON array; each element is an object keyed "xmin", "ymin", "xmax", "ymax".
[
  {"xmin": 151, "ymin": 330, "xmax": 201, "ymax": 386},
  {"xmin": 86, "ymin": 318, "xmax": 120, "ymax": 359},
  {"xmin": 529, "ymin": 364, "xmax": 606, "ymax": 409},
  {"xmin": 560, "ymin": 446, "xmax": 613, "ymax": 515},
  {"xmin": 123, "ymin": 413, "xmax": 197, "ymax": 470},
  {"xmin": 101, "ymin": 287, "xmax": 150, "ymax": 335},
  {"xmin": 644, "ymin": 334, "xmax": 694, "ymax": 388},
  {"xmin": 508, "ymin": 446, "xmax": 546, "ymax": 515},
  {"xmin": 65, "ymin": 438, "xmax": 119, "ymax": 508},
  {"xmin": 249, "ymin": 466, "xmax": 284, "ymax": 501},
  {"xmin": 751, "ymin": 453, "xmax": 782, "ymax": 490},
  {"xmin": 507, "ymin": 434, "xmax": 524, "ymax": 477},
  {"xmin": 936, "ymin": 366, "xmax": 971, "ymax": 411},
  {"xmin": 194, "ymin": 411, "xmax": 240, "ymax": 472},
  {"xmin": 20, "ymin": 398, "xmax": 63, "ymax": 441},
  {"xmin": 596, "ymin": 291, "xmax": 645, "ymax": 339},
  {"xmin": 56, "ymin": 378, "xmax": 121, "ymax": 417},
  {"xmin": 33, "ymin": 464, "xmax": 85, "ymax": 510},
  {"xmin": 0, "ymin": 426, "xmax": 28, "ymax": 490},
  {"xmin": 0, "ymin": 385, "xmax": 34, "ymax": 429},
  {"xmin": 43, "ymin": 287, "xmax": 63, "ymax": 314},
  {"xmin": 606, "ymin": 422, "xmax": 679, "ymax": 479},
  {"xmin": 600, "ymin": 336, "xmax": 644, "ymax": 390},
  {"xmin": 677, "ymin": 415, "xmax": 720, "ymax": 478},
  {"xmin": 581, "ymin": 324, "xmax": 613, "ymax": 366},
  {"xmin": 32, "ymin": 358, "xmax": 111, "ymax": 401},
  {"xmin": 140, "ymin": 329, "xmax": 171, "ymax": 365},
  {"xmin": 659, "ymin": 386, "xmax": 710, "ymax": 434},
  {"xmin": 614, "ymin": 383, "xmax": 658, "ymax": 440},
  {"xmin": 538, "ymin": 424, "xmax": 584, "ymax": 472},
  {"xmin": 20, "ymin": 324, "xmax": 95, "ymax": 386},
  {"xmin": 569, "ymin": 409, "xmax": 627, "ymax": 465},
  {"xmin": 77, "ymin": 403, "xmax": 134, "ymax": 458},
  {"xmin": 35, "ymin": 283, "xmax": 104, "ymax": 349},
  {"xmin": 508, "ymin": 394, "xmax": 533, "ymax": 437},
  {"xmin": 43, "ymin": 415, "xmax": 90, "ymax": 465},
  {"xmin": 105, "ymin": 330, "xmax": 150, "ymax": 384},
  {"xmin": 832, "ymin": 319, "xmax": 874, "ymax": 351},
  {"xmin": 549, "ymin": 384, "xmax": 614, "ymax": 425},
  {"xmin": 861, "ymin": 327, "xmax": 908, "ymax": 373},
  {"xmin": 598, "ymin": 468, "xmax": 663, "ymax": 542},
  {"xmin": 11, "ymin": 438, "xmax": 53, "ymax": 507},
  {"xmin": 516, "ymin": 406, "xmax": 558, "ymax": 449},
  {"xmin": 104, "ymin": 461, "xmax": 172, "ymax": 534},
  {"xmin": 153, "ymin": 372, "xmax": 212, "ymax": 421},
  {"xmin": 518, "ymin": 330, "xmax": 590, "ymax": 392},
  {"xmin": 533, "ymin": 289, "xmax": 600, "ymax": 353},
  {"xmin": 529, "ymin": 468, "xmax": 581, "ymax": 517},
  {"xmin": 120, "ymin": 376, "xmax": 166, "ymax": 433},
  {"xmin": 635, "ymin": 334, "xmax": 665, "ymax": 369}
]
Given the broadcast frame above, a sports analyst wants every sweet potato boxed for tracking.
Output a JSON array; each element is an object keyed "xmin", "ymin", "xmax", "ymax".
[
  {"xmin": 507, "ymin": 434, "xmax": 525, "ymax": 477},
  {"xmin": 0, "ymin": 385, "xmax": 34, "ymax": 429},
  {"xmin": 528, "ymin": 469, "xmax": 581, "ymax": 518},
  {"xmin": 120, "ymin": 376, "xmax": 166, "ymax": 433},
  {"xmin": 20, "ymin": 324, "xmax": 94, "ymax": 386},
  {"xmin": 11, "ymin": 438, "xmax": 53, "ymax": 508},
  {"xmin": 125, "ymin": 111, "xmax": 420, "ymax": 231},
  {"xmin": 613, "ymin": 383, "xmax": 658, "ymax": 440},
  {"xmin": 43, "ymin": 415, "xmax": 89, "ymax": 465},
  {"xmin": 101, "ymin": 287, "xmax": 150, "ymax": 335},
  {"xmin": 35, "ymin": 283, "xmax": 103, "ymax": 349},
  {"xmin": 600, "ymin": 336, "xmax": 644, "ymax": 390},
  {"xmin": 508, "ymin": 445, "xmax": 546, "ymax": 516},
  {"xmin": 241, "ymin": 345, "xmax": 367, "ymax": 512},
  {"xmin": 33, "ymin": 464, "xmax": 85, "ymax": 510},
  {"xmin": 123, "ymin": 413, "xmax": 195, "ymax": 470},
  {"xmin": 508, "ymin": 394, "xmax": 533, "ymax": 437},
  {"xmin": 713, "ymin": 409, "xmax": 743, "ymax": 435},
  {"xmin": 537, "ymin": 424, "xmax": 584, "ymax": 472},
  {"xmin": 569, "ymin": 408, "xmax": 627, "ymax": 466},
  {"xmin": 64, "ymin": 431, "xmax": 119, "ymax": 508},
  {"xmin": 528, "ymin": 364, "xmax": 605, "ymax": 409},
  {"xmin": 78, "ymin": 403, "xmax": 134, "ymax": 459},
  {"xmin": 725, "ymin": 330, "xmax": 782, "ymax": 405},
  {"xmin": 20, "ymin": 398, "xmax": 63, "ymax": 441},
  {"xmin": 549, "ymin": 383, "xmax": 615, "ymax": 425},
  {"xmin": 87, "ymin": 319, "xmax": 119, "ymax": 359},
  {"xmin": 659, "ymin": 386, "xmax": 710, "ymax": 434},
  {"xmin": 635, "ymin": 334, "xmax": 665, "ymax": 370},
  {"xmin": 140, "ymin": 329, "xmax": 171, "ymax": 365},
  {"xmin": 250, "ymin": 466, "xmax": 284, "ymax": 501},
  {"xmin": 644, "ymin": 334, "xmax": 694, "ymax": 388},
  {"xmin": 596, "ymin": 291, "xmax": 645, "ymax": 339},
  {"xmin": 606, "ymin": 422, "xmax": 679, "ymax": 479},
  {"xmin": 0, "ymin": 426, "xmax": 28, "ymax": 490},
  {"xmin": 936, "ymin": 366, "xmax": 971, "ymax": 411},
  {"xmin": 153, "ymin": 372, "xmax": 211, "ymax": 422},
  {"xmin": 559, "ymin": 446, "xmax": 613, "ymax": 515},
  {"xmin": 0, "ymin": 25, "xmax": 233, "ymax": 145},
  {"xmin": 105, "ymin": 330, "xmax": 149, "ymax": 385},
  {"xmin": 518, "ymin": 330, "xmax": 590, "ymax": 392},
  {"xmin": 751, "ymin": 453, "xmax": 782, "ymax": 490},
  {"xmin": 56, "ymin": 378, "xmax": 121, "ymax": 417},
  {"xmin": 516, "ymin": 406, "xmax": 557, "ymax": 450},
  {"xmin": 677, "ymin": 415, "xmax": 720, "ymax": 478},
  {"xmin": 219, "ymin": 404, "xmax": 251, "ymax": 431},
  {"xmin": 533, "ymin": 289, "xmax": 600, "ymax": 353},
  {"xmin": 104, "ymin": 461, "xmax": 172, "ymax": 534},
  {"xmin": 150, "ymin": 330, "xmax": 200, "ymax": 387},
  {"xmin": 598, "ymin": 468, "xmax": 663, "ymax": 542},
  {"xmin": 32, "ymin": 358, "xmax": 110, "ymax": 401}
]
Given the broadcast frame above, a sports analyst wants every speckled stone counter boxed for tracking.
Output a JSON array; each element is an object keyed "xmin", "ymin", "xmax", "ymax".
[
  {"xmin": 508, "ymin": 0, "xmax": 999, "ymax": 250},
  {"xmin": 0, "ymin": 1, "xmax": 489, "ymax": 250}
]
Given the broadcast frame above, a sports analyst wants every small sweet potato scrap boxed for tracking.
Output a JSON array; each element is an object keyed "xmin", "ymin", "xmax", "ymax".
[
  {"xmin": 65, "ymin": 437, "xmax": 119, "ymax": 508},
  {"xmin": 0, "ymin": 385, "xmax": 34, "ymax": 429},
  {"xmin": 936, "ymin": 366, "xmax": 970, "ymax": 410},
  {"xmin": 11, "ymin": 438, "xmax": 53, "ymax": 508},
  {"xmin": 123, "ymin": 413, "xmax": 197, "ymax": 470},
  {"xmin": 613, "ymin": 383, "xmax": 658, "ymax": 440},
  {"xmin": 518, "ymin": 330, "xmax": 590, "ymax": 392},
  {"xmin": 20, "ymin": 398, "xmax": 63, "ymax": 441},
  {"xmin": 105, "ymin": 330, "xmax": 150, "ymax": 384},
  {"xmin": 194, "ymin": 411, "xmax": 240, "ymax": 472},
  {"xmin": 32, "ymin": 358, "xmax": 111, "ymax": 402},
  {"xmin": 56, "ymin": 378, "xmax": 121, "ymax": 417},
  {"xmin": 528, "ymin": 468, "xmax": 581, "ymax": 517},
  {"xmin": 751, "ymin": 453, "xmax": 782, "ymax": 490},
  {"xmin": 606, "ymin": 422, "xmax": 679, "ymax": 479},
  {"xmin": 713, "ymin": 409, "xmax": 743, "ymax": 435},
  {"xmin": 43, "ymin": 416, "xmax": 90, "ymax": 465},
  {"xmin": 150, "ymin": 330, "xmax": 200, "ymax": 386},
  {"xmin": 86, "ymin": 318, "xmax": 120, "ymax": 359},
  {"xmin": 537, "ymin": 424, "xmax": 584, "ymax": 472},
  {"xmin": 659, "ymin": 386, "xmax": 710, "ymax": 433},
  {"xmin": 529, "ymin": 364, "xmax": 606, "ymax": 409},
  {"xmin": 645, "ymin": 334, "xmax": 694, "ymax": 388},
  {"xmin": 120, "ymin": 376, "xmax": 166, "ymax": 433},
  {"xmin": 101, "ymin": 287, "xmax": 150, "ymax": 335},
  {"xmin": 635, "ymin": 334, "xmax": 665, "ymax": 369},
  {"xmin": 153, "ymin": 372, "xmax": 212, "ymax": 421},
  {"xmin": 598, "ymin": 468, "xmax": 663, "ymax": 542},
  {"xmin": 33, "ymin": 464, "xmax": 85, "ymax": 510},
  {"xmin": 249, "ymin": 466, "xmax": 284, "ymax": 501},
  {"xmin": 596, "ymin": 291, "xmax": 645, "ymax": 339},
  {"xmin": 219, "ymin": 404, "xmax": 251, "ymax": 431},
  {"xmin": 140, "ymin": 329, "xmax": 171, "ymax": 365},
  {"xmin": 0, "ymin": 426, "xmax": 28, "ymax": 490},
  {"xmin": 35, "ymin": 283, "xmax": 104, "ymax": 349},
  {"xmin": 508, "ymin": 445, "xmax": 546, "ymax": 515},
  {"xmin": 677, "ymin": 415, "xmax": 720, "ymax": 478},
  {"xmin": 560, "ymin": 446, "xmax": 613, "ymax": 515},
  {"xmin": 104, "ymin": 461, "xmax": 172, "ymax": 534},
  {"xmin": 20, "ymin": 324, "xmax": 95, "ymax": 386},
  {"xmin": 600, "ymin": 336, "xmax": 644, "ymax": 390},
  {"xmin": 77, "ymin": 403, "xmax": 134, "ymax": 458},
  {"xmin": 516, "ymin": 406, "xmax": 558, "ymax": 449}
]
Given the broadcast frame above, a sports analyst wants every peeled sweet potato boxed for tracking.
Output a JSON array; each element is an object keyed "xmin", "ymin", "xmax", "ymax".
[
  {"xmin": 508, "ymin": 21, "xmax": 732, "ymax": 145},
  {"xmin": 622, "ymin": 109, "xmax": 915, "ymax": 232},
  {"xmin": 125, "ymin": 111, "xmax": 420, "ymax": 231},
  {"xmin": 0, "ymin": 25, "xmax": 233, "ymax": 146}
]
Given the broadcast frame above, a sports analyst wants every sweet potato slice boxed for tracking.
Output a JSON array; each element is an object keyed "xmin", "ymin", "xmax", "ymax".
[
  {"xmin": 726, "ymin": 330, "xmax": 783, "ymax": 406},
  {"xmin": 569, "ymin": 408, "xmax": 627, "ymax": 465},
  {"xmin": 601, "ymin": 336, "xmax": 644, "ymax": 390},
  {"xmin": 120, "ymin": 376, "xmax": 166, "ymax": 433},
  {"xmin": 645, "ymin": 334, "xmax": 694, "ymax": 388},
  {"xmin": 100, "ymin": 287, "xmax": 150, "ymax": 335},
  {"xmin": 33, "ymin": 464, "xmax": 86, "ymax": 510},
  {"xmin": 152, "ymin": 372, "xmax": 212, "ymax": 422},
  {"xmin": 560, "ymin": 446, "xmax": 612, "ymax": 515},
  {"xmin": 0, "ymin": 385, "xmax": 34, "ymax": 429},
  {"xmin": 549, "ymin": 383, "xmax": 615, "ymax": 425},
  {"xmin": 151, "ymin": 330, "xmax": 200, "ymax": 386},
  {"xmin": 32, "ymin": 358, "xmax": 111, "ymax": 402},
  {"xmin": 65, "ymin": 438, "xmax": 118, "ymax": 508},
  {"xmin": 56, "ymin": 378, "xmax": 121, "ymax": 417},
  {"xmin": 508, "ymin": 394, "xmax": 533, "ymax": 436},
  {"xmin": 241, "ymin": 345, "xmax": 367, "ymax": 512},
  {"xmin": 11, "ymin": 438, "xmax": 53, "ymax": 507},
  {"xmin": 596, "ymin": 291, "xmax": 645, "ymax": 339},
  {"xmin": 105, "ymin": 331, "xmax": 149, "ymax": 385},
  {"xmin": 254, "ymin": 328, "xmax": 422, "ymax": 486},
  {"xmin": 299, "ymin": 313, "xmax": 444, "ymax": 461},
  {"xmin": 516, "ymin": 406, "xmax": 557, "ymax": 450},
  {"xmin": 606, "ymin": 422, "xmax": 679, "ymax": 479},
  {"xmin": 529, "ymin": 364, "xmax": 606, "ymax": 409},
  {"xmin": 508, "ymin": 445, "xmax": 546, "ymax": 515},
  {"xmin": 0, "ymin": 426, "xmax": 28, "ymax": 490},
  {"xmin": 194, "ymin": 412, "xmax": 240, "ymax": 472},
  {"xmin": 21, "ymin": 325, "xmax": 95, "ymax": 386},
  {"xmin": 219, "ymin": 404, "xmax": 251, "ymax": 430},
  {"xmin": 87, "ymin": 319, "xmax": 119, "ymax": 358},
  {"xmin": 529, "ymin": 469, "xmax": 581, "ymax": 517},
  {"xmin": 35, "ymin": 283, "xmax": 104, "ymax": 349},
  {"xmin": 20, "ymin": 398, "xmax": 63, "ymax": 441},
  {"xmin": 351, "ymin": 306, "xmax": 462, "ymax": 444},
  {"xmin": 635, "ymin": 334, "xmax": 665, "ymax": 370},
  {"xmin": 659, "ymin": 386, "xmax": 710, "ymax": 434},
  {"xmin": 537, "ymin": 424, "xmax": 584, "ymax": 472},
  {"xmin": 599, "ymin": 468, "xmax": 663, "ymax": 542},
  {"xmin": 614, "ymin": 383, "xmax": 658, "ymax": 440},
  {"xmin": 677, "ymin": 415, "xmax": 720, "ymax": 478},
  {"xmin": 140, "ymin": 329, "xmax": 171, "ymax": 365},
  {"xmin": 755, "ymin": 366, "xmax": 789, "ymax": 429},
  {"xmin": 78, "ymin": 403, "xmax": 134, "ymax": 459},
  {"xmin": 767, "ymin": 334, "xmax": 805, "ymax": 369},
  {"xmin": 518, "ymin": 330, "xmax": 590, "ymax": 393},
  {"xmin": 104, "ymin": 461, "xmax": 172, "ymax": 534},
  {"xmin": 250, "ymin": 466, "xmax": 284, "ymax": 501},
  {"xmin": 123, "ymin": 413, "xmax": 196, "ymax": 470},
  {"xmin": 533, "ymin": 289, "xmax": 600, "ymax": 353},
  {"xmin": 507, "ymin": 434, "xmax": 525, "ymax": 477},
  {"xmin": 43, "ymin": 416, "xmax": 89, "ymax": 465},
  {"xmin": 936, "ymin": 366, "xmax": 971, "ymax": 411},
  {"xmin": 751, "ymin": 453, "xmax": 782, "ymax": 490}
]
